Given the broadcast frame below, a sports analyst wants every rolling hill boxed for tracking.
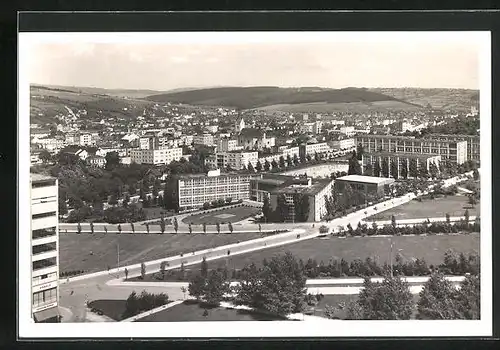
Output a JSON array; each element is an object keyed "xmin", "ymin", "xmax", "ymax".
[{"xmin": 145, "ymin": 86, "xmax": 422, "ymax": 110}]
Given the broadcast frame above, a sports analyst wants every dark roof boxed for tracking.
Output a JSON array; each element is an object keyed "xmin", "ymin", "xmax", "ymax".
[{"xmin": 239, "ymin": 128, "xmax": 264, "ymax": 138}]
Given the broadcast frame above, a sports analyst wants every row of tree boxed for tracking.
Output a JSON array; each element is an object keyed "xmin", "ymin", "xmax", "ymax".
[{"xmin": 261, "ymin": 193, "xmax": 310, "ymax": 223}]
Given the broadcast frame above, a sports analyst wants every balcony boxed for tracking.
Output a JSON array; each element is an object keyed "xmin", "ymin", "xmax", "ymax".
[
  {"xmin": 31, "ymin": 186, "xmax": 57, "ymax": 200},
  {"xmin": 31, "ymin": 200, "xmax": 58, "ymax": 216},
  {"xmin": 32, "ymin": 215, "xmax": 58, "ymax": 231},
  {"xmin": 32, "ymin": 249, "xmax": 57, "ymax": 262}
]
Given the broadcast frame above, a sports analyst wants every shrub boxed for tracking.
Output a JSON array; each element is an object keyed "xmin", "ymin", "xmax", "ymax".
[{"xmin": 319, "ymin": 225, "xmax": 329, "ymax": 234}]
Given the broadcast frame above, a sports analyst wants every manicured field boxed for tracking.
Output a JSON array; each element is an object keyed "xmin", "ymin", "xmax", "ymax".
[
  {"xmin": 367, "ymin": 194, "xmax": 480, "ymax": 221},
  {"xmin": 137, "ymin": 300, "xmax": 286, "ymax": 322},
  {"xmin": 58, "ymin": 232, "xmax": 262, "ymax": 274},
  {"xmin": 202, "ymin": 233, "xmax": 480, "ymax": 271},
  {"xmin": 182, "ymin": 206, "xmax": 261, "ymax": 225}
]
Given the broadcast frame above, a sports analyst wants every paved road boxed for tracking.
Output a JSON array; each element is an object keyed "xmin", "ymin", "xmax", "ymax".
[{"xmin": 366, "ymin": 215, "xmax": 478, "ymax": 227}]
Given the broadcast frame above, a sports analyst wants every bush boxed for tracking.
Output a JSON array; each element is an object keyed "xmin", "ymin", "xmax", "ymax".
[{"xmin": 122, "ymin": 290, "xmax": 169, "ymax": 319}]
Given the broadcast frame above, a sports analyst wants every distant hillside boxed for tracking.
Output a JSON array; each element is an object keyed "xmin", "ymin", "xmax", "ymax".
[
  {"xmin": 146, "ymin": 86, "xmax": 420, "ymax": 110},
  {"xmin": 30, "ymin": 85, "xmax": 156, "ymax": 124},
  {"xmin": 368, "ymin": 88, "xmax": 479, "ymax": 111},
  {"xmin": 31, "ymin": 84, "xmax": 166, "ymax": 99}
]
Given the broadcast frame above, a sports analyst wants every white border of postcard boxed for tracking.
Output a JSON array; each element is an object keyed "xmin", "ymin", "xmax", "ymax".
[{"xmin": 18, "ymin": 31, "xmax": 492, "ymax": 338}]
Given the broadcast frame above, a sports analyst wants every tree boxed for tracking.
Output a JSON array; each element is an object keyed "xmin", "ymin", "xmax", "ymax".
[
  {"xmin": 348, "ymin": 153, "xmax": 362, "ymax": 175},
  {"xmin": 130, "ymin": 222, "xmax": 135, "ymax": 233},
  {"xmin": 299, "ymin": 153, "xmax": 306, "ymax": 163},
  {"xmin": 160, "ymin": 217, "xmax": 166, "ymax": 234},
  {"xmin": 400, "ymin": 159, "xmax": 408, "ymax": 179},
  {"xmin": 278, "ymin": 156, "xmax": 286, "ymax": 168},
  {"xmin": 140, "ymin": 262, "xmax": 146, "ymax": 280},
  {"xmin": 419, "ymin": 160, "xmax": 429, "ymax": 179},
  {"xmin": 381, "ymin": 157, "xmax": 389, "ymax": 178},
  {"xmin": 409, "ymin": 159, "xmax": 418, "ymax": 178},
  {"xmin": 417, "ymin": 272, "xmax": 461, "ymax": 319},
  {"xmin": 271, "ymin": 159, "xmax": 279, "ymax": 169},
  {"xmin": 363, "ymin": 164, "xmax": 373, "ymax": 177},
  {"xmin": 454, "ymin": 274, "xmax": 480, "ymax": 319},
  {"xmin": 123, "ymin": 193, "xmax": 130, "ymax": 208},
  {"xmin": 371, "ymin": 159, "xmax": 381, "ymax": 177},
  {"xmin": 117, "ymin": 224, "xmax": 122, "ymax": 234},
  {"xmin": 473, "ymin": 168, "xmax": 479, "ymax": 181},
  {"xmin": 203, "ymin": 202, "xmax": 210, "ymax": 210},
  {"xmin": 203, "ymin": 222, "xmax": 207, "ymax": 234},
  {"xmin": 276, "ymin": 194, "xmax": 289, "ymax": 222},
  {"xmin": 204, "ymin": 269, "xmax": 231, "ymax": 306},
  {"xmin": 108, "ymin": 194, "xmax": 118, "ymax": 206},
  {"xmin": 262, "ymin": 195, "xmax": 271, "ymax": 222},
  {"xmin": 124, "ymin": 268, "xmax": 128, "ymax": 280},
  {"xmin": 247, "ymin": 162, "xmax": 255, "ymax": 173},
  {"xmin": 293, "ymin": 193, "xmax": 310, "ymax": 222},
  {"xmin": 286, "ymin": 155, "xmax": 293, "ymax": 167},
  {"xmin": 468, "ymin": 194, "xmax": 478, "ymax": 207},
  {"xmin": 200, "ymin": 257, "xmax": 208, "ymax": 278},
  {"xmin": 356, "ymin": 144, "xmax": 364, "ymax": 160},
  {"xmin": 390, "ymin": 159, "xmax": 399, "ymax": 179},
  {"xmin": 225, "ymin": 197, "xmax": 232, "ymax": 204},
  {"xmin": 89, "ymin": 222, "xmax": 94, "ymax": 234},
  {"xmin": 39, "ymin": 149, "xmax": 52, "ymax": 163},
  {"xmin": 429, "ymin": 161, "xmax": 439, "ymax": 179},
  {"xmin": 293, "ymin": 154, "xmax": 300, "ymax": 166},
  {"xmin": 188, "ymin": 274, "xmax": 206, "ymax": 301},
  {"xmin": 264, "ymin": 160, "xmax": 271, "ymax": 171},
  {"xmin": 173, "ymin": 217, "xmax": 178, "ymax": 233},
  {"xmin": 105, "ymin": 151, "xmax": 120, "ymax": 170},
  {"xmin": 216, "ymin": 222, "xmax": 221, "ymax": 234},
  {"xmin": 228, "ymin": 222, "xmax": 233, "ymax": 233},
  {"xmin": 255, "ymin": 160, "xmax": 263, "ymax": 172},
  {"xmin": 77, "ymin": 222, "xmax": 82, "ymax": 234},
  {"xmin": 353, "ymin": 275, "xmax": 414, "ymax": 320},
  {"xmin": 188, "ymin": 223, "xmax": 192, "ymax": 234},
  {"xmin": 160, "ymin": 261, "xmax": 167, "ymax": 280},
  {"xmin": 464, "ymin": 209, "xmax": 470, "ymax": 225},
  {"xmin": 234, "ymin": 252, "xmax": 307, "ymax": 316}
]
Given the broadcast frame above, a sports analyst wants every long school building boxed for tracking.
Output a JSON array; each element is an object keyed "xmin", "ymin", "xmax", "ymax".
[
  {"xmin": 356, "ymin": 134, "xmax": 467, "ymax": 164},
  {"xmin": 423, "ymin": 134, "xmax": 480, "ymax": 162},
  {"xmin": 177, "ymin": 170, "xmax": 262, "ymax": 210},
  {"xmin": 30, "ymin": 173, "xmax": 60, "ymax": 323}
]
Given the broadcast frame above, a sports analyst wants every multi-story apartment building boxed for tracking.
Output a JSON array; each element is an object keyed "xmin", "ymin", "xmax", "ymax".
[
  {"xmin": 193, "ymin": 133, "xmax": 215, "ymax": 147},
  {"xmin": 33, "ymin": 137, "xmax": 67, "ymax": 152},
  {"xmin": 269, "ymin": 177, "xmax": 335, "ymax": 222},
  {"xmin": 30, "ymin": 173, "xmax": 60, "ymax": 323},
  {"xmin": 299, "ymin": 142, "xmax": 331, "ymax": 158},
  {"xmin": 423, "ymin": 134, "xmax": 480, "ymax": 162},
  {"xmin": 139, "ymin": 136, "xmax": 157, "ymax": 150},
  {"xmin": 362, "ymin": 152, "xmax": 441, "ymax": 178},
  {"xmin": 130, "ymin": 148, "xmax": 183, "ymax": 165},
  {"xmin": 179, "ymin": 135, "xmax": 194, "ymax": 146},
  {"xmin": 79, "ymin": 133, "xmax": 96, "ymax": 146},
  {"xmin": 356, "ymin": 134, "xmax": 467, "ymax": 164},
  {"xmin": 329, "ymin": 138, "xmax": 355, "ymax": 151},
  {"xmin": 300, "ymin": 122, "xmax": 316, "ymax": 134},
  {"xmin": 176, "ymin": 170, "xmax": 260, "ymax": 210},
  {"xmin": 340, "ymin": 126, "xmax": 355, "ymax": 136},
  {"xmin": 205, "ymin": 151, "xmax": 259, "ymax": 170},
  {"xmin": 217, "ymin": 138, "xmax": 240, "ymax": 152}
]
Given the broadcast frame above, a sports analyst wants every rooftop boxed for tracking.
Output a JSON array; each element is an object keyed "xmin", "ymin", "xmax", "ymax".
[
  {"xmin": 272, "ymin": 178, "xmax": 332, "ymax": 196},
  {"xmin": 336, "ymin": 175, "xmax": 394, "ymax": 185},
  {"xmin": 363, "ymin": 151, "xmax": 441, "ymax": 159}
]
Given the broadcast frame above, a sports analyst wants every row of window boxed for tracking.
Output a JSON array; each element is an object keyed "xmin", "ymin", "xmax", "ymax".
[
  {"xmin": 32, "ymin": 272, "xmax": 57, "ymax": 285},
  {"xmin": 31, "ymin": 181, "xmax": 56, "ymax": 188},
  {"xmin": 32, "ymin": 287, "xmax": 57, "ymax": 307},
  {"xmin": 32, "ymin": 211, "xmax": 56, "ymax": 220},
  {"xmin": 32, "ymin": 242, "xmax": 57, "ymax": 255},
  {"xmin": 32, "ymin": 227, "xmax": 56, "ymax": 240},
  {"xmin": 32, "ymin": 257, "xmax": 57, "ymax": 271}
]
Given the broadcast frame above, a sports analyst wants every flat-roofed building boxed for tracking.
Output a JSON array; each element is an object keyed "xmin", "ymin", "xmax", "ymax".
[
  {"xmin": 356, "ymin": 134, "xmax": 467, "ymax": 164},
  {"xmin": 217, "ymin": 138, "xmax": 239, "ymax": 152},
  {"xmin": 193, "ymin": 133, "xmax": 215, "ymax": 147},
  {"xmin": 299, "ymin": 142, "xmax": 331, "ymax": 158},
  {"xmin": 30, "ymin": 173, "xmax": 60, "ymax": 323},
  {"xmin": 205, "ymin": 151, "xmax": 258, "ymax": 170},
  {"xmin": 250, "ymin": 174, "xmax": 295, "ymax": 202},
  {"xmin": 177, "ymin": 171, "xmax": 261, "ymax": 210},
  {"xmin": 334, "ymin": 175, "xmax": 395, "ymax": 200},
  {"xmin": 362, "ymin": 152, "xmax": 441, "ymax": 178},
  {"xmin": 269, "ymin": 176, "xmax": 335, "ymax": 222},
  {"xmin": 130, "ymin": 148, "xmax": 183, "ymax": 165},
  {"xmin": 423, "ymin": 134, "xmax": 480, "ymax": 162}
]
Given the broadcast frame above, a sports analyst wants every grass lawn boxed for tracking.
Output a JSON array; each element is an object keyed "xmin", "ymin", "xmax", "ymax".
[
  {"xmin": 59, "ymin": 232, "xmax": 263, "ymax": 274},
  {"xmin": 182, "ymin": 206, "xmax": 261, "ymax": 225},
  {"xmin": 201, "ymin": 233, "xmax": 480, "ymax": 271},
  {"xmin": 140, "ymin": 206, "xmax": 175, "ymax": 221},
  {"xmin": 136, "ymin": 300, "xmax": 286, "ymax": 322},
  {"xmin": 367, "ymin": 194, "xmax": 480, "ymax": 221},
  {"xmin": 87, "ymin": 299, "xmax": 128, "ymax": 321}
]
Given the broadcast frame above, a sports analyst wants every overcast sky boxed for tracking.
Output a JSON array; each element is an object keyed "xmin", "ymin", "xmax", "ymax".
[{"xmin": 26, "ymin": 34, "xmax": 481, "ymax": 91}]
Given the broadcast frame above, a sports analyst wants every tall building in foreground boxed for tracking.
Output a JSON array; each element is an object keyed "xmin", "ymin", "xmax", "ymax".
[{"xmin": 30, "ymin": 173, "xmax": 60, "ymax": 323}]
